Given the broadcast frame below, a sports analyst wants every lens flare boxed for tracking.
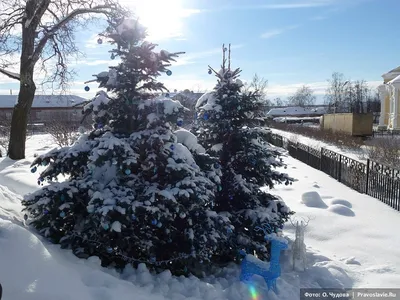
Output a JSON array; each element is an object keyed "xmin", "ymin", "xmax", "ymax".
[
  {"xmin": 118, "ymin": 0, "xmax": 201, "ymax": 41},
  {"xmin": 249, "ymin": 284, "xmax": 259, "ymax": 300}
]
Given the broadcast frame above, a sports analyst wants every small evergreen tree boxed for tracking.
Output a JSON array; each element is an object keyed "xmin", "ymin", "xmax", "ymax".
[
  {"xmin": 21, "ymin": 19, "xmax": 232, "ymax": 276},
  {"xmin": 193, "ymin": 44, "xmax": 294, "ymax": 264}
]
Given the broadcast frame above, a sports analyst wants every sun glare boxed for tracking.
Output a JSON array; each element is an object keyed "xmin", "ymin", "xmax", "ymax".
[{"xmin": 119, "ymin": 0, "xmax": 199, "ymax": 41}]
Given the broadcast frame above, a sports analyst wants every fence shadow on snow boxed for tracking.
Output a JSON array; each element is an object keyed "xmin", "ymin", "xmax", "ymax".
[{"xmin": 267, "ymin": 133, "xmax": 400, "ymax": 212}]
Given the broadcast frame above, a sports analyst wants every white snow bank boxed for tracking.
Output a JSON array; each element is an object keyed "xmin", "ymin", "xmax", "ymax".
[
  {"xmin": 0, "ymin": 185, "xmax": 22, "ymax": 222},
  {"xmin": 340, "ymin": 257, "xmax": 361, "ymax": 265},
  {"xmin": 0, "ymin": 217, "xmax": 178, "ymax": 300},
  {"xmin": 330, "ymin": 199, "xmax": 352, "ymax": 208},
  {"xmin": 300, "ymin": 191, "xmax": 327, "ymax": 208},
  {"xmin": 0, "ymin": 215, "xmax": 352, "ymax": 300},
  {"xmin": 271, "ymin": 156, "xmax": 400, "ymax": 288},
  {"xmin": 327, "ymin": 204, "xmax": 355, "ymax": 217},
  {"xmin": 0, "ymin": 133, "xmax": 399, "ymax": 299},
  {"xmin": 0, "ymin": 134, "xmax": 66, "ymax": 196},
  {"xmin": 0, "ymin": 158, "xmax": 39, "ymax": 195},
  {"xmin": 0, "ymin": 182, "xmax": 319, "ymax": 300},
  {"xmin": 0, "ymin": 219, "xmax": 95, "ymax": 300}
]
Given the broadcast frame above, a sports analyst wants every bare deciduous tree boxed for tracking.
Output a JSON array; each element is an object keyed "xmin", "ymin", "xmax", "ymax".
[
  {"xmin": 272, "ymin": 97, "xmax": 284, "ymax": 107},
  {"xmin": 46, "ymin": 119, "xmax": 80, "ymax": 147},
  {"xmin": 344, "ymin": 80, "xmax": 380, "ymax": 114},
  {"xmin": 343, "ymin": 80, "xmax": 370, "ymax": 113},
  {"xmin": 287, "ymin": 85, "xmax": 316, "ymax": 108},
  {"xmin": 324, "ymin": 72, "xmax": 349, "ymax": 113},
  {"xmin": 243, "ymin": 73, "xmax": 270, "ymax": 107},
  {"xmin": 0, "ymin": 0, "xmax": 127, "ymax": 159},
  {"xmin": 243, "ymin": 73, "xmax": 271, "ymax": 118},
  {"xmin": 192, "ymin": 84, "xmax": 206, "ymax": 94},
  {"xmin": 366, "ymin": 89, "xmax": 380, "ymax": 115},
  {"xmin": 325, "ymin": 72, "xmax": 379, "ymax": 114}
]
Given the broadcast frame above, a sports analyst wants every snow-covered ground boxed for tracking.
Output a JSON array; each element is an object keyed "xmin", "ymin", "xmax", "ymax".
[{"xmin": 1, "ymin": 134, "xmax": 400, "ymax": 300}]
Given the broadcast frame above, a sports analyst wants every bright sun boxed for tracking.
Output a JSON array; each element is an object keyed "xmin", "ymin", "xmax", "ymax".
[{"xmin": 119, "ymin": 0, "xmax": 197, "ymax": 41}]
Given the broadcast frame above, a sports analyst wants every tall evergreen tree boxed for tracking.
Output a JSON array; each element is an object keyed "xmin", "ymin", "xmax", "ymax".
[
  {"xmin": 21, "ymin": 19, "xmax": 232, "ymax": 276},
  {"xmin": 193, "ymin": 44, "xmax": 294, "ymax": 263}
]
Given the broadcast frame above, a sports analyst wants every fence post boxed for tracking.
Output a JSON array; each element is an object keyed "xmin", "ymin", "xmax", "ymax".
[
  {"xmin": 365, "ymin": 159, "xmax": 370, "ymax": 194},
  {"xmin": 320, "ymin": 148, "xmax": 324, "ymax": 171},
  {"xmin": 338, "ymin": 155, "xmax": 342, "ymax": 182},
  {"xmin": 308, "ymin": 146, "xmax": 310, "ymax": 165}
]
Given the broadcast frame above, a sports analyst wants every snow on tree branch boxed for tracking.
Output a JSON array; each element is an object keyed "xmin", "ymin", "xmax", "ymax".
[{"xmin": 0, "ymin": 67, "xmax": 20, "ymax": 80}]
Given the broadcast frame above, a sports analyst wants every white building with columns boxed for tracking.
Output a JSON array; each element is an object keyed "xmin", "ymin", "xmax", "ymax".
[{"xmin": 378, "ymin": 67, "xmax": 400, "ymax": 131}]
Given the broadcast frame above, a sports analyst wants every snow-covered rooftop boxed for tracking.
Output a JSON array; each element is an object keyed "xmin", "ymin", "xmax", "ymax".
[
  {"xmin": 266, "ymin": 106, "xmax": 327, "ymax": 116},
  {"xmin": 0, "ymin": 95, "xmax": 87, "ymax": 108},
  {"xmin": 388, "ymin": 74, "xmax": 400, "ymax": 85},
  {"xmin": 386, "ymin": 66, "xmax": 400, "ymax": 74},
  {"xmin": 382, "ymin": 66, "xmax": 400, "ymax": 79}
]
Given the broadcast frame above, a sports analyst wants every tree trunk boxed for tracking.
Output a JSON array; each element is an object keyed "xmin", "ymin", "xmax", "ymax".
[
  {"xmin": 7, "ymin": 75, "xmax": 36, "ymax": 159},
  {"xmin": 8, "ymin": 0, "xmax": 38, "ymax": 159},
  {"xmin": 7, "ymin": 1, "xmax": 38, "ymax": 160}
]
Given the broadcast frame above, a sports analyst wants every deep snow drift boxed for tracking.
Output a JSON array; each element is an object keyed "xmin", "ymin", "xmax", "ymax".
[{"xmin": 0, "ymin": 134, "xmax": 399, "ymax": 300}]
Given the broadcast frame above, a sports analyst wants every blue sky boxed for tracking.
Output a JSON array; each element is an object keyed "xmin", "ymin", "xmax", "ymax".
[{"xmin": 1, "ymin": 0, "xmax": 400, "ymax": 103}]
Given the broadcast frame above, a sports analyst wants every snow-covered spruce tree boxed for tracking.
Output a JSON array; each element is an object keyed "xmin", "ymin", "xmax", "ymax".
[
  {"xmin": 193, "ymin": 44, "xmax": 294, "ymax": 264},
  {"xmin": 21, "ymin": 19, "xmax": 232, "ymax": 276}
]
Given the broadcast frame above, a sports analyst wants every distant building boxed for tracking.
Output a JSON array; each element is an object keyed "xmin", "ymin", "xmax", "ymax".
[
  {"xmin": 378, "ymin": 66, "xmax": 400, "ymax": 131},
  {"xmin": 0, "ymin": 95, "xmax": 87, "ymax": 125},
  {"xmin": 266, "ymin": 106, "xmax": 328, "ymax": 118}
]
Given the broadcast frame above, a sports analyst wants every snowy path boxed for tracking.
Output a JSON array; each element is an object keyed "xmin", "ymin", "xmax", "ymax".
[{"xmin": 0, "ymin": 134, "xmax": 400, "ymax": 299}]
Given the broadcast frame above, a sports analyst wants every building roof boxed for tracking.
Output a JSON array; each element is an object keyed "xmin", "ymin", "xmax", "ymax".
[
  {"xmin": 0, "ymin": 95, "xmax": 87, "ymax": 108},
  {"xmin": 266, "ymin": 106, "xmax": 327, "ymax": 116},
  {"xmin": 388, "ymin": 74, "xmax": 400, "ymax": 85},
  {"xmin": 382, "ymin": 66, "xmax": 400, "ymax": 80},
  {"xmin": 387, "ymin": 66, "xmax": 400, "ymax": 74}
]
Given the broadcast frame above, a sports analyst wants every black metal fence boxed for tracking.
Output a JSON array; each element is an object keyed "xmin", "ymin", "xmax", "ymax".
[
  {"xmin": 267, "ymin": 133, "xmax": 400, "ymax": 211},
  {"xmin": 372, "ymin": 129, "xmax": 400, "ymax": 137}
]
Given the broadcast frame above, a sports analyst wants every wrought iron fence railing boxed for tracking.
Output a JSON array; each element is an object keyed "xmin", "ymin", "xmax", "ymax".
[{"xmin": 267, "ymin": 133, "xmax": 400, "ymax": 211}]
